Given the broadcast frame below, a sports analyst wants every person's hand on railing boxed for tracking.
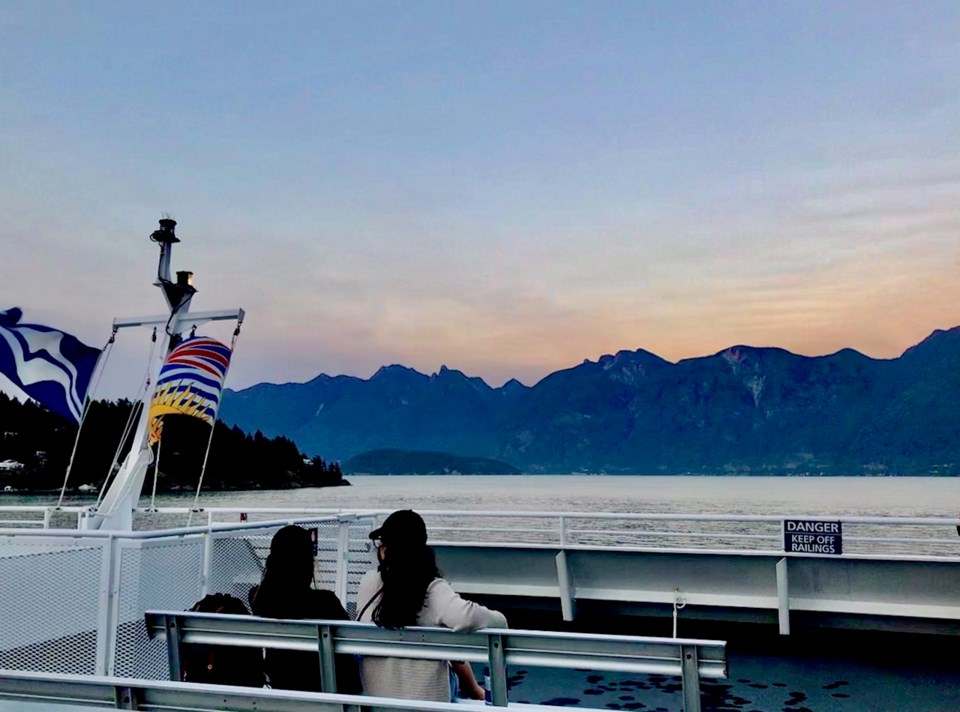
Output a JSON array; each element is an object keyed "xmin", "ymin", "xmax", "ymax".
[{"xmin": 451, "ymin": 661, "xmax": 485, "ymax": 700}]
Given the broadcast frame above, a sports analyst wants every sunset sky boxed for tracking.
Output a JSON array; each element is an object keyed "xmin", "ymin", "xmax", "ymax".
[{"xmin": 2, "ymin": 2, "xmax": 958, "ymax": 398}]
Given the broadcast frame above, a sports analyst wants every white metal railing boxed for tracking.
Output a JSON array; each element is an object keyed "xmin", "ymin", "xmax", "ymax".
[
  {"xmin": 129, "ymin": 507, "xmax": 960, "ymax": 557},
  {"xmin": 0, "ymin": 667, "xmax": 573, "ymax": 712},
  {"xmin": 1, "ymin": 505, "xmax": 959, "ymax": 557},
  {"xmin": 144, "ymin": 610, "xmax": 727, "ymax": 711},
  {"xmin": 0, "ymin": 505, "xmax": 957, "ymax": 693},
  {"xmin": 156, "ymin": 508, "xmax": 960, "ymax": 558},
  {"xmin": 0, "ymin": 514, "xmax": 372, "ymax": 681}
]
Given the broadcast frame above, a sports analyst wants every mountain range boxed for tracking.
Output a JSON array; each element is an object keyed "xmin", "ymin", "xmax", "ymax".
[{"xmin": 220, "ymin": 327, "xmax": 960, "ymax": 475}]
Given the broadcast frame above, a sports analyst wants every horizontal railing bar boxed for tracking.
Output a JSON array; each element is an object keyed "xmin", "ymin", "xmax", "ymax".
[
  {"xmin": 148, "ymin": 612, "xmax": 726, "ymax": 649},
  {"xmin": 428, "ymin": 526, "xmax": 557, "ymax": 534},
  {"xmin": 505, "ymin": 652, "xmax": 682, "ymax": 675},
  {"xmin": 0, "ymin": 515, "xmax": 343, "ymax": 540},
  {"xmin": 430, "ymin": 540, "xmax": 960, "ymax": 562},
  {"xmin": 844, "ymin": 535, "xmax": 960, "ymax": 544},
  {"xmin": 505, "ymin": 652, "xmax": 728, "ymax": 678},
  {"xmin": 506, "ymin": 640, "xmax": 695, "ymax": 659},
  {"xmin": 180, "ymin": 633, "xmax": 314, "ymax": 652},
  {"xmin": 147, "ymin": 612, "xmax": 727, "ymax": 681},
  {"xmin": 571, "ymin": 529, "xmax": 779, "ymax": 541},
  {"xmin": 425, "ymin": 511, "xmax": 960, "ymax": 526},
  {"xmin": 0, "ymin": 506, "xmax": 90, "ymax": 512},
  {"xmin": 493, "ymin": 627, "xmax": 726, "ymax": 648},
  {"xmin": 337, "ymin": 643, "xmax": 488, "ymax": 663},
  {"xmin": 137, "ymin": 507, "xmax": 355, "ymax": 514},
  {"xmin": 175, "ymin": 633, "xmax": 493, "ymax": 659},
  {"xmin": 0, "ymin": 668, "xmax": 583, "ymax": 712}
]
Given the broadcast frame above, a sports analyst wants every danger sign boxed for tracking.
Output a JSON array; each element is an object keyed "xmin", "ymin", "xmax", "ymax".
[{"xmin": 783, "ymin": 519, "xmax": 843, "ymax": 555}]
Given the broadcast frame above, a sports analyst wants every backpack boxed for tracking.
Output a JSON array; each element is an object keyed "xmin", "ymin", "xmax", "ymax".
[{"xmin": 181, "ymin": 593, "xmax": 265, "ymax": 688}]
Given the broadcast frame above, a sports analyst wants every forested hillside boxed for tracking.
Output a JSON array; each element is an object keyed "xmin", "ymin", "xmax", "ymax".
[{"xmin": 0, "ymin": 393, "xmax": 347, "ymax": 492}]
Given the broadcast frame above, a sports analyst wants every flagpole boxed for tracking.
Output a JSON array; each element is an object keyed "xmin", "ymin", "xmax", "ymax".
[
  {"xmin": 87, "ymin": 218, "xmax": 242, "ymax": 531},
  {"xmin": 150, "ymin": 436, "xmax": 163, "ymax": 511}
]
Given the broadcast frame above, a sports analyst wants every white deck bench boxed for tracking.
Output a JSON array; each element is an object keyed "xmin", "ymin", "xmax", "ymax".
[{"xmin": 144, "ymin": 610, "xmax": 727, "ymax": 711}]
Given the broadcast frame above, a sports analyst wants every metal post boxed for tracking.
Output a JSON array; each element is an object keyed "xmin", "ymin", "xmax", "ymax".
[
  {"xmin": 555, "ymin": 550, "xmax": 577, "ymax": 622},
  {"xmin": 680, "ymin": 644, "xmax": 701, "ymax": 712},
  {"xmin": 335, "ymin": 517, "xmax": 352, "ymax": 604},
  {"xmin": 165, "ymin": 615, "xmax": 183, "ymax": 682},
  {"xmin": 672, "ymin": 588, "xmax": 686, "ymax": 639},
  {"xmin": 201, "ymin": 530, "xmax": 213, "ymax": 597},
  {"xmin": 42, "ymin": 508, "xmax": 51, "ymax": 529},
  {"xmin": 776, "ymin": 557, "xmax": 790, "ymax": 635},
  {"xmin": 96, "ymin": 535, "xmax": 122, "ymax": 675},
  {"xmin": 487, "ymin": 633, "xmax": 508, "ymax": 707},
  {"xmin": 113, "ymin": 685, "xmax": 136, "ymax": 709},
  {"xmin": 318, "ymin": 624, "xmax": 338, "ymax": 693},
  {"xmin": 94, "ymin": 536, "xmax": 113, "ymax": 675},
  {"xmin": 558, "ymin": 515, "xmax": 567, "ymax": 546}
]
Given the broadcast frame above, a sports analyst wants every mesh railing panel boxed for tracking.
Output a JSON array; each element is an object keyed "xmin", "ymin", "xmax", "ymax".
[
  {"xmin": 209, "ymin": 531, "xmax": 269, "ymax": 605},
  {"xmin": 0, "ymin": 539, "xmax": 104, "ymax": 675},
  {"xmin": 208, "ymin": 519, "xmax": 347, "ymax": 608},
  {"xmin": 132, "ymin": 510, "xmax": 199, "ymax": 531},
  {"xmin": 345, "ymin": 516, "xmax": 378, "ymax": 619},
  {"xmin": 112, "ymin": 537, "xmax": 205, "ymax": 680}
]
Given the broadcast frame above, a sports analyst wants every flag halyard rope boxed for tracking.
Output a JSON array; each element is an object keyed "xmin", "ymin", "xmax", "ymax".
[
  {"xmin": 57, "ymin": 326, "xmax": 118, "ymax": 507},
  {"xmin": 187, "ymin": 319, "xmax": 243, "ymax": 526}
]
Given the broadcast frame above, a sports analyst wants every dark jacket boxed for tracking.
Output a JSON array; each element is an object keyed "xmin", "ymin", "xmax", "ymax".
[{"xmin": 251, "ymin": 586, "xmax": 361, "ymax": 694}]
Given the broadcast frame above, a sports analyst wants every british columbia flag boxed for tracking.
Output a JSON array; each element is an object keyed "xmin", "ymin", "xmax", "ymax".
[
  {"xmin": 0, "ymin": 308, "xmax": 101, "ymax": 424},
  {"xmin": 148, "ymin": 336, "xmax": 232, "ymax": 444}
]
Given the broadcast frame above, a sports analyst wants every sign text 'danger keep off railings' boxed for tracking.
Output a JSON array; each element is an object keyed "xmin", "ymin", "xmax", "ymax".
[{"xmin": 783, "ymin": 520, "xmax": 843, "ymax": 555}]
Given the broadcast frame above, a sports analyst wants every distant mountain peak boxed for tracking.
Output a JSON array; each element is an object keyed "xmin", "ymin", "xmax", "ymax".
[
  {"xmin": 372, "ymin": 364, "xmax": 422, "ymax": 379},
  {"xmin": 594, "ymin": 348, "xmax": 670, "ymax": 385},
  {"xmin": 500, "ymin": 378, "xmax": 530, "ymax": 395},
  {"xmin": 434, "ymin": 364, "xmax": 464, "ymax": 379},
  {"xmin": 901, "ymin": 325, "xmax": 960, "ymax": 359}
]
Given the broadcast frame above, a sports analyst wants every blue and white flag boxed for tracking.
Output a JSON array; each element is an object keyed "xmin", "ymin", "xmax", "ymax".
[{"xmin": 0, "ymin": 308, "xmax": 102, "ymax": 423}]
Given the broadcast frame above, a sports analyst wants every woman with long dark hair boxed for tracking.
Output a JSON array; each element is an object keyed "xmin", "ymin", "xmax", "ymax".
[
  {"xmin": 356, "ymin": 510, "xmax": 507, "ymax": 701},
  {"xmin": 251, "ymin": 525, "xmax": 361, "ymax": 693}
]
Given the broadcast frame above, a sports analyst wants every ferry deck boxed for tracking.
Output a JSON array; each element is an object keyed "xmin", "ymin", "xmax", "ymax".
[{"xmin": 0, "ymin": 506, "xmax": 957, "ymax": 710}]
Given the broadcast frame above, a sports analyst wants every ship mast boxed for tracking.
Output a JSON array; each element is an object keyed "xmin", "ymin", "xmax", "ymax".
[{"xmin": 86, "ymin": 218, "xmax": 243, "ymax": 530}]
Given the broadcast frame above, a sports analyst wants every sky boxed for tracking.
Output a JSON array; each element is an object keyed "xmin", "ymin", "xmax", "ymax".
[{"xmin": 1, "ymin": 1, "xmax": 958, "ymax": 398}]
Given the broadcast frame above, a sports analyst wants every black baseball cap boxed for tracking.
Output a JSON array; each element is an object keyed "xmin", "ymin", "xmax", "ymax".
[{"xmin": 369, "ymin": 509, "xmax": 428, "ymax": 546}]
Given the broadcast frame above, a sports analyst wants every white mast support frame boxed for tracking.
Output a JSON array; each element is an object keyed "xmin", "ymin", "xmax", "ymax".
[
  {"xmin": 88, "ymin": 230, "xmax": 244, "ymax": 531},
  {"xmin": 90, "ymin": 309, "xmax": 241, "ymax": 531},
  {"xmin": 112, "ymin": 309, "xmax": 245, "ymax": 332}
]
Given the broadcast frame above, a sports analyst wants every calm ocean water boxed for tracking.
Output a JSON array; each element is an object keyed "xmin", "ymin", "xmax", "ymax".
[
  {"xmin": 128, "ymin": 475, "xmax": 960, "ymax": 517},
  {"xmin": 5, "ymin": 475, "xmax": 956, "ymax": 516}
]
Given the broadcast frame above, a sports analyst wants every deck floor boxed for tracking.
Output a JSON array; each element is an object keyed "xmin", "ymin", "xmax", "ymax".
[{"xmin": 492, "ymin": 643, "xmax": 960, "ymax": 711}]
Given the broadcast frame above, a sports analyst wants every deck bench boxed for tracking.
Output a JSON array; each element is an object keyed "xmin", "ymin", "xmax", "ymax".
[{"xmin": 145, "ymin": 609, "xmax": 727, "ymax": 712}]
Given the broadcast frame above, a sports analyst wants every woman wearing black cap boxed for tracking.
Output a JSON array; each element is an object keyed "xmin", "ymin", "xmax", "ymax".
[
  {"xmin": 357, "ymin": 509, "xmax": 507, "ymax": 702},
  {"xmin": 251, "ymin": 525, "xmax": 361, "ymax": 694}
]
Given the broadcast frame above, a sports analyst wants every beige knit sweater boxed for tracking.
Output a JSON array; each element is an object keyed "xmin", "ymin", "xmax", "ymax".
[{"xmin": 356, "ymin": 569, "xmax": 508, "ymax": 702}]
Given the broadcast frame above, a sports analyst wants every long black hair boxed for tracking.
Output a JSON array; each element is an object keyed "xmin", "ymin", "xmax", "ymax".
[
  {"xmin": 371, "ymin": 537, "xmax": 441, "ymax": 629},
  {"xmin": 252, "ymin": 525, "xmax": 315, "ymax": 617}
]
